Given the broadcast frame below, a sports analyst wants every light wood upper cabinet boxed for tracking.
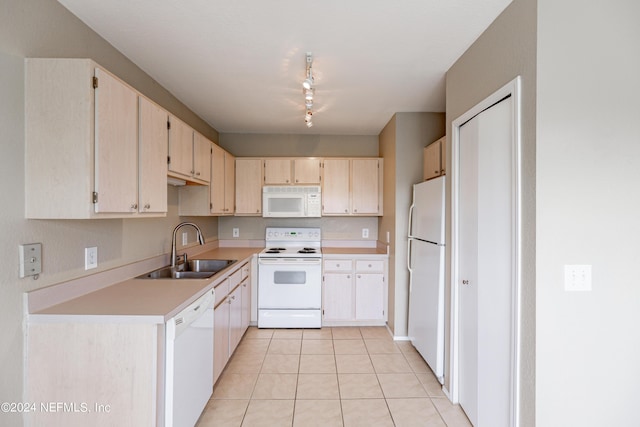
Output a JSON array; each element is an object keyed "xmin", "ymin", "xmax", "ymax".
[
  {"xmin": 322, "ymin": 158, "xmax": 383, "ymax": 216},
  {"xmin": 138, "ymin": 97, "xmax": 168, "ymax": 213},
  {"xmin": 322, "ymin": 159, "xmax": 351, "ymax": 214},
  {"xmin": 193, "ymin": 132, "xmax": 212, "ymax": 184},
  {"xmin": 210, "ymin": 144, "xmax": 234, "ymax": 215},
  {"xmin": 168, "ymin": 115, "xmax": 194, "ymax": 179},
  {"xmin": 235, "ymin": 159, "xmax": 263, "ymax": 215},
  {"xmin": 264, "ymin": 159, "xmax": 292, "ymax": 184},
  {"xmin": 263, "ymin": 158, "xmax": 321, "ymax": 185},
  {"xmin": 93, "ymin": 68, "xmax": 139, "ymax": 214},
  {"xmin": 351, "ymin": 159, "xmax": 381, "ymax": 215},
  {"xmin": 25, "ymin": 58, "xmax": 166, "ymax": 219},
  {"xmin": 423, "ymin": 136, "xmax": 446, "ymax": 181},
  {"xmin": 179, "ymin": 143, "xmax": 234, "ymax": 216},
  {"xmin": 293, "ymin": 158, "xmax": 321, "ymax": 184}
]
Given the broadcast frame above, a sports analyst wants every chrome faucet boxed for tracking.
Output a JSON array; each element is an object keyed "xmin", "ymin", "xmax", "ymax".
[{"xmin": 171, "ymin": 222, "xmax": 205, "ymax": 268}]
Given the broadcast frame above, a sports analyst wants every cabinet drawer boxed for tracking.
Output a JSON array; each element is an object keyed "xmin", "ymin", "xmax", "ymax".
[
  {"xmin": 214, "ymin": 279, "xmax": 229, "ymax": 306},
  {"xmin": 229, "ymin": 268, "xmax": 243, "ymax": 289},
  {"xmin": 355, "ymin": 260, "xmax": 384, "ymax": 273},
  {"xmin": 241, "ymin": 262, "xmax": 250, "ymax": 280},
  {"xmin": 323, "ymin": 259, "xmax": 353, "ymax": 272}
]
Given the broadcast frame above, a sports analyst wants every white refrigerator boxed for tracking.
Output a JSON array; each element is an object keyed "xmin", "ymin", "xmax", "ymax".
[{"xmin": 407, "ymin": 175, "xmax": 445, "ymax": 384}]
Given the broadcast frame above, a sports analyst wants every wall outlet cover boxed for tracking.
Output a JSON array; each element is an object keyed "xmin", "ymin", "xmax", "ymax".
[
  {"xmin": 564, "ymin": 264, "xmax": 592, "ymax": 291},
  {"xmin": 233, "ymin": 228, "xmax": 240, "ymax": 238},
  {"xmin": 85, "ymin": 247, "xmax": 98, "ymax": 270}
]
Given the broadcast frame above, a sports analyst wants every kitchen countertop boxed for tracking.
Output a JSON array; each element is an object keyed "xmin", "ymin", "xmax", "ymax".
[
  {"xmin": 322, "ymin": 247, "xmax": 388, "ymax": 256},
  {"xmin": 30, "ymin": 247, "xmax": 260, "ymax": 323}
]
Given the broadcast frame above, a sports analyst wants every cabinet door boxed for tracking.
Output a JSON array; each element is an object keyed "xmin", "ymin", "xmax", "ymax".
[
  {"xmin": 241, "ymin": 277, "xmax": 251, "ymax": 332},
  {"xmin": 294, "ymin": 158, "xmax": 321, "ymax": 184},
  {"xmin": 193, "ymin": 133, "xmax": 211, "ymax": 183},
  {"xmin": 213, "ymin": 298, "xmax": 230, "ymax": 385},
  {"xmin": 229, "ymin": 285, "xmax": 243, "ymax": 354},
  {"xmin": 168, "ymin": 115, "xmax": 193, "ymax": 178},
  {"xmin": 94, "ymin": 68, "xmax": 138, "ymax": 213},
  {"xmin": 264, "ymin": 159, "xmax": 292, "ymax": 184},
  {"xmin": 322, "ymin": 159, "xmax": 351, "ymax": 215},
  {"xmin": 423, "ymin": 139, "xmax": 442, "ymax": 181},
  {"xmin": 235, "ymin": 159, "xmax": 263, "ymax": 215},
  {"xmin": 224, "ymin": 151, "xmax": 236, "ymax": 213},
  {"xmin": 355, "ymin": 273, "xmax": 385, "ymax": 320},
  {"xmin": 351, "ymin": 159, "xmax": 380, "ymax": 215},
  {"xmin": 440, "ymin": 137, "xmax": 447, "ymax": 176},
  {"xmin": 210, "ymin": 144, "xmax": 226, "ymax": 214},
  {"xmin": 323, "ymin": 273, "xmax": 353, "ymax": 320},
  {"xmin": 138, "ymin": 97, "xmax": 168, "ymax": 213}
]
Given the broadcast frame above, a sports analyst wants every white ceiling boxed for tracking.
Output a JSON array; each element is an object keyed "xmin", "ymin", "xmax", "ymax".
[{"xmin": 57, "ymin": 0, "xmax": 511, "ymax": 136}]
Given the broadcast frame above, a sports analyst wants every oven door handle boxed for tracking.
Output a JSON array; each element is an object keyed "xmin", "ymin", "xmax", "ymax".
[{"xmin": 259, "ymin": 258, "xmax": 322, "ymax": 265}]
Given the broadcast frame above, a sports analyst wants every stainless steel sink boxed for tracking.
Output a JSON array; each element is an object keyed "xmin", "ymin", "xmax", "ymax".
[{"xmin": 137, "ymin": 259, "xmax": 237, "ymax": 280}]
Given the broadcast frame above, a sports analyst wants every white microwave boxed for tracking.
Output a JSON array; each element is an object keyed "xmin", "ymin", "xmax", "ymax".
[{"xmin": 262, "ymin": 186, "xmax": 321, "ymax": 217}]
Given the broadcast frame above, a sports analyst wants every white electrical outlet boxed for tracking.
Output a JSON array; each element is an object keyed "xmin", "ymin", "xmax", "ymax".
[
  {"xmin": 362, "ymin": 228, "xmax": 369, "ymax": 238},
  {"xmin": 564, "ymin": 264, "xmax": 592, "ymax": 291},
  {"xmin": 232, "ymin": 228, "xmax": 240, "ymax": 238},
  {"xmin": 85, "ymin": 247, "xmax": 98, "ymax": 270},
  {"xmin": 182, "ymin": 232, "xmax": 188, "ymax": 245},
  {"xmin": 19, "ymin": 243, "xmax": 42, "ymax": 278}
]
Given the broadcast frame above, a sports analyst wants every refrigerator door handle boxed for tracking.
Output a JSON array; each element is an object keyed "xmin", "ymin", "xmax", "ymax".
[
  {"xmin": 407, "ymin": 238, "xmax": 413, "ymax": 292},
  {"xmin": 407, "ymin": 198, "xmax": 415, "ymax": 239}
]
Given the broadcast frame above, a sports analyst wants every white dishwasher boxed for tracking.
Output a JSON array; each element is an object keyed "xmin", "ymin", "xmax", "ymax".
[{"xmin": 165, "ymin": 289, "xmax": 215, "ymax": 427}]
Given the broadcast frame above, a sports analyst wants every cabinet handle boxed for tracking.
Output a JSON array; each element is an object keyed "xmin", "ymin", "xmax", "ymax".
[
  {"xmin": 256, "ymin": 209, "xmax": 260, "ymax": 213},
  {"xmin": 295, "ymin": 179, "xmax": 299, "ymax": 183},
  {"xmin": 144, "ymin": 204, "xmax": 150, "ymax": 210},
  {"xmin": 434, "ymin": 170, "xmax": 439, "ymax": 173},
  {"xmin": 357, "ymin": 275, "xmax": 361, "ymax": 279},
  {"xmin": 368, "ymin": 264, "xmax": 372, "ymax": 268},
  {"xmin": 462, "ymin": 280, "xmax": 470, "ymax": 285},
  {"xmin": 336, "ymin": 264, "xmax": 340, "ymax": 267},
  {"xmin": 347, "ymin": 275, "xmax": 351, "ymax": 279},
  {"xmin": 195, "ymin": 171, "xmax": 201, "ymax": 176},
  {"xmin": 354, "ymin": 209, "xmax": 358, "ymax": 213},
  {"xmin": 344, "ymin": 209, "xmax": 348, "ymax": 213},
  {"xmin": 131, "ymin": 203, "xmax": 138, "ymax": 209}
]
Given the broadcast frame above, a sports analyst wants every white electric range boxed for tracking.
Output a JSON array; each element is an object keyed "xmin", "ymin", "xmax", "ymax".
[{"xmin": 257, "ymin": 227, "xmax": 322, "ymax": 328}]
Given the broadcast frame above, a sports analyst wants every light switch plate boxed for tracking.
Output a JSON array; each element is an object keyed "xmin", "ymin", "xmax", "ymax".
[
  {"xmin": 564, "ymin": 264, "xmax": 592, "ymax": 291},
  {"xmin": 232, "ymin": 228, "xmax": 240, "ymax": 238},
  {"xmin": 85, "ymin": 247, "xmax": 98, "ymax": 270},
  {"xmin": 19, "ymin": 243, "xmax": 42, "ymax": 278}
]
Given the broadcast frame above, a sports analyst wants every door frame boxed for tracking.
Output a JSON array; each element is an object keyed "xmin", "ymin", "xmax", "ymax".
[{"xmin": 449, "ymin": 76, "xmax": 522, "ymax": 426}]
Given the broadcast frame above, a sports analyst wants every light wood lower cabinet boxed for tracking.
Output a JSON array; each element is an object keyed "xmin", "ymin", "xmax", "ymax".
[
  {"xmin": 322, "ymin": 255, "xmax": 387, "ymax": 326},
  {"xmin": 213, "ymin": 261, "xmax": 251, "ymax": 385}
]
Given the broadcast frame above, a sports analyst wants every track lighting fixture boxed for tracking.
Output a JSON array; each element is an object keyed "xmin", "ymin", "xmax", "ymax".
[{"xmin": 302, "ymin": 52, "xmax": 315, "ymax": 127}]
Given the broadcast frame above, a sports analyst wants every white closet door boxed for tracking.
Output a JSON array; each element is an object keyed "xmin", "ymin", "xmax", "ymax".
[{"xmin": 458, "ymin": 96, "xmax": 513, "ymax": 427}]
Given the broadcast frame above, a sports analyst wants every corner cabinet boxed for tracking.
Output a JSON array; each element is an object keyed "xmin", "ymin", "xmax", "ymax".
[
  {"xmin": 25, "ymin": 58, "xmax": 167, "ymax": 219},
  {"xmin": 178, "ymin": 144, "xmax": 235, "ymax": 216},
  {"xmin": 322, "ymin": 158, "xmax": 383, "ymax": 216},
  {"xmin": 322, "ymin": 255, "xmax": 388, "ymax": 326}
]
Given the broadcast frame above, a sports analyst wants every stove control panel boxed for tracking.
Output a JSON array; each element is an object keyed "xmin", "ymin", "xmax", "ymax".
[{"xmin": 265, "ymin": 227, "xmax": 321, "ymax": 242}]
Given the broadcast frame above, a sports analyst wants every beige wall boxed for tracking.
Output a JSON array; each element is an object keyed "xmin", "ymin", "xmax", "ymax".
[
  {"xmin": 379, "ymin": 113, "xmax": 445, "ymax": 337},
  {"xmin": 0, "ymin": 1, "xmax": 219, "ymax": 421},
  {"xmin": 219, "ymin": 133, "xmax": 379, "ymax": 157},
  {"xmin": 446, "ymin": 0, "xmax": 537, "ymax": 424},
  {"xmin": 536, "ymin": 0, "xmax": 640, "ymax": 425}
]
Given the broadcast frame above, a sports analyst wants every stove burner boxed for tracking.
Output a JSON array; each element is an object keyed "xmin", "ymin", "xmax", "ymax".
[
  {"xmin": 265, "ymin": 250, "xmax": 282, "ymax": 253},
  {"xmin": 298, "ymin": 248, "xmax": 317, "ymax": 254}
]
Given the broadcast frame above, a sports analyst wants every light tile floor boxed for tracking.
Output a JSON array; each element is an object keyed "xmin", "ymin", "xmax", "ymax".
[{"xmin": 196, "ymin": 327, "xmax": 472, "ymax": 427}]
